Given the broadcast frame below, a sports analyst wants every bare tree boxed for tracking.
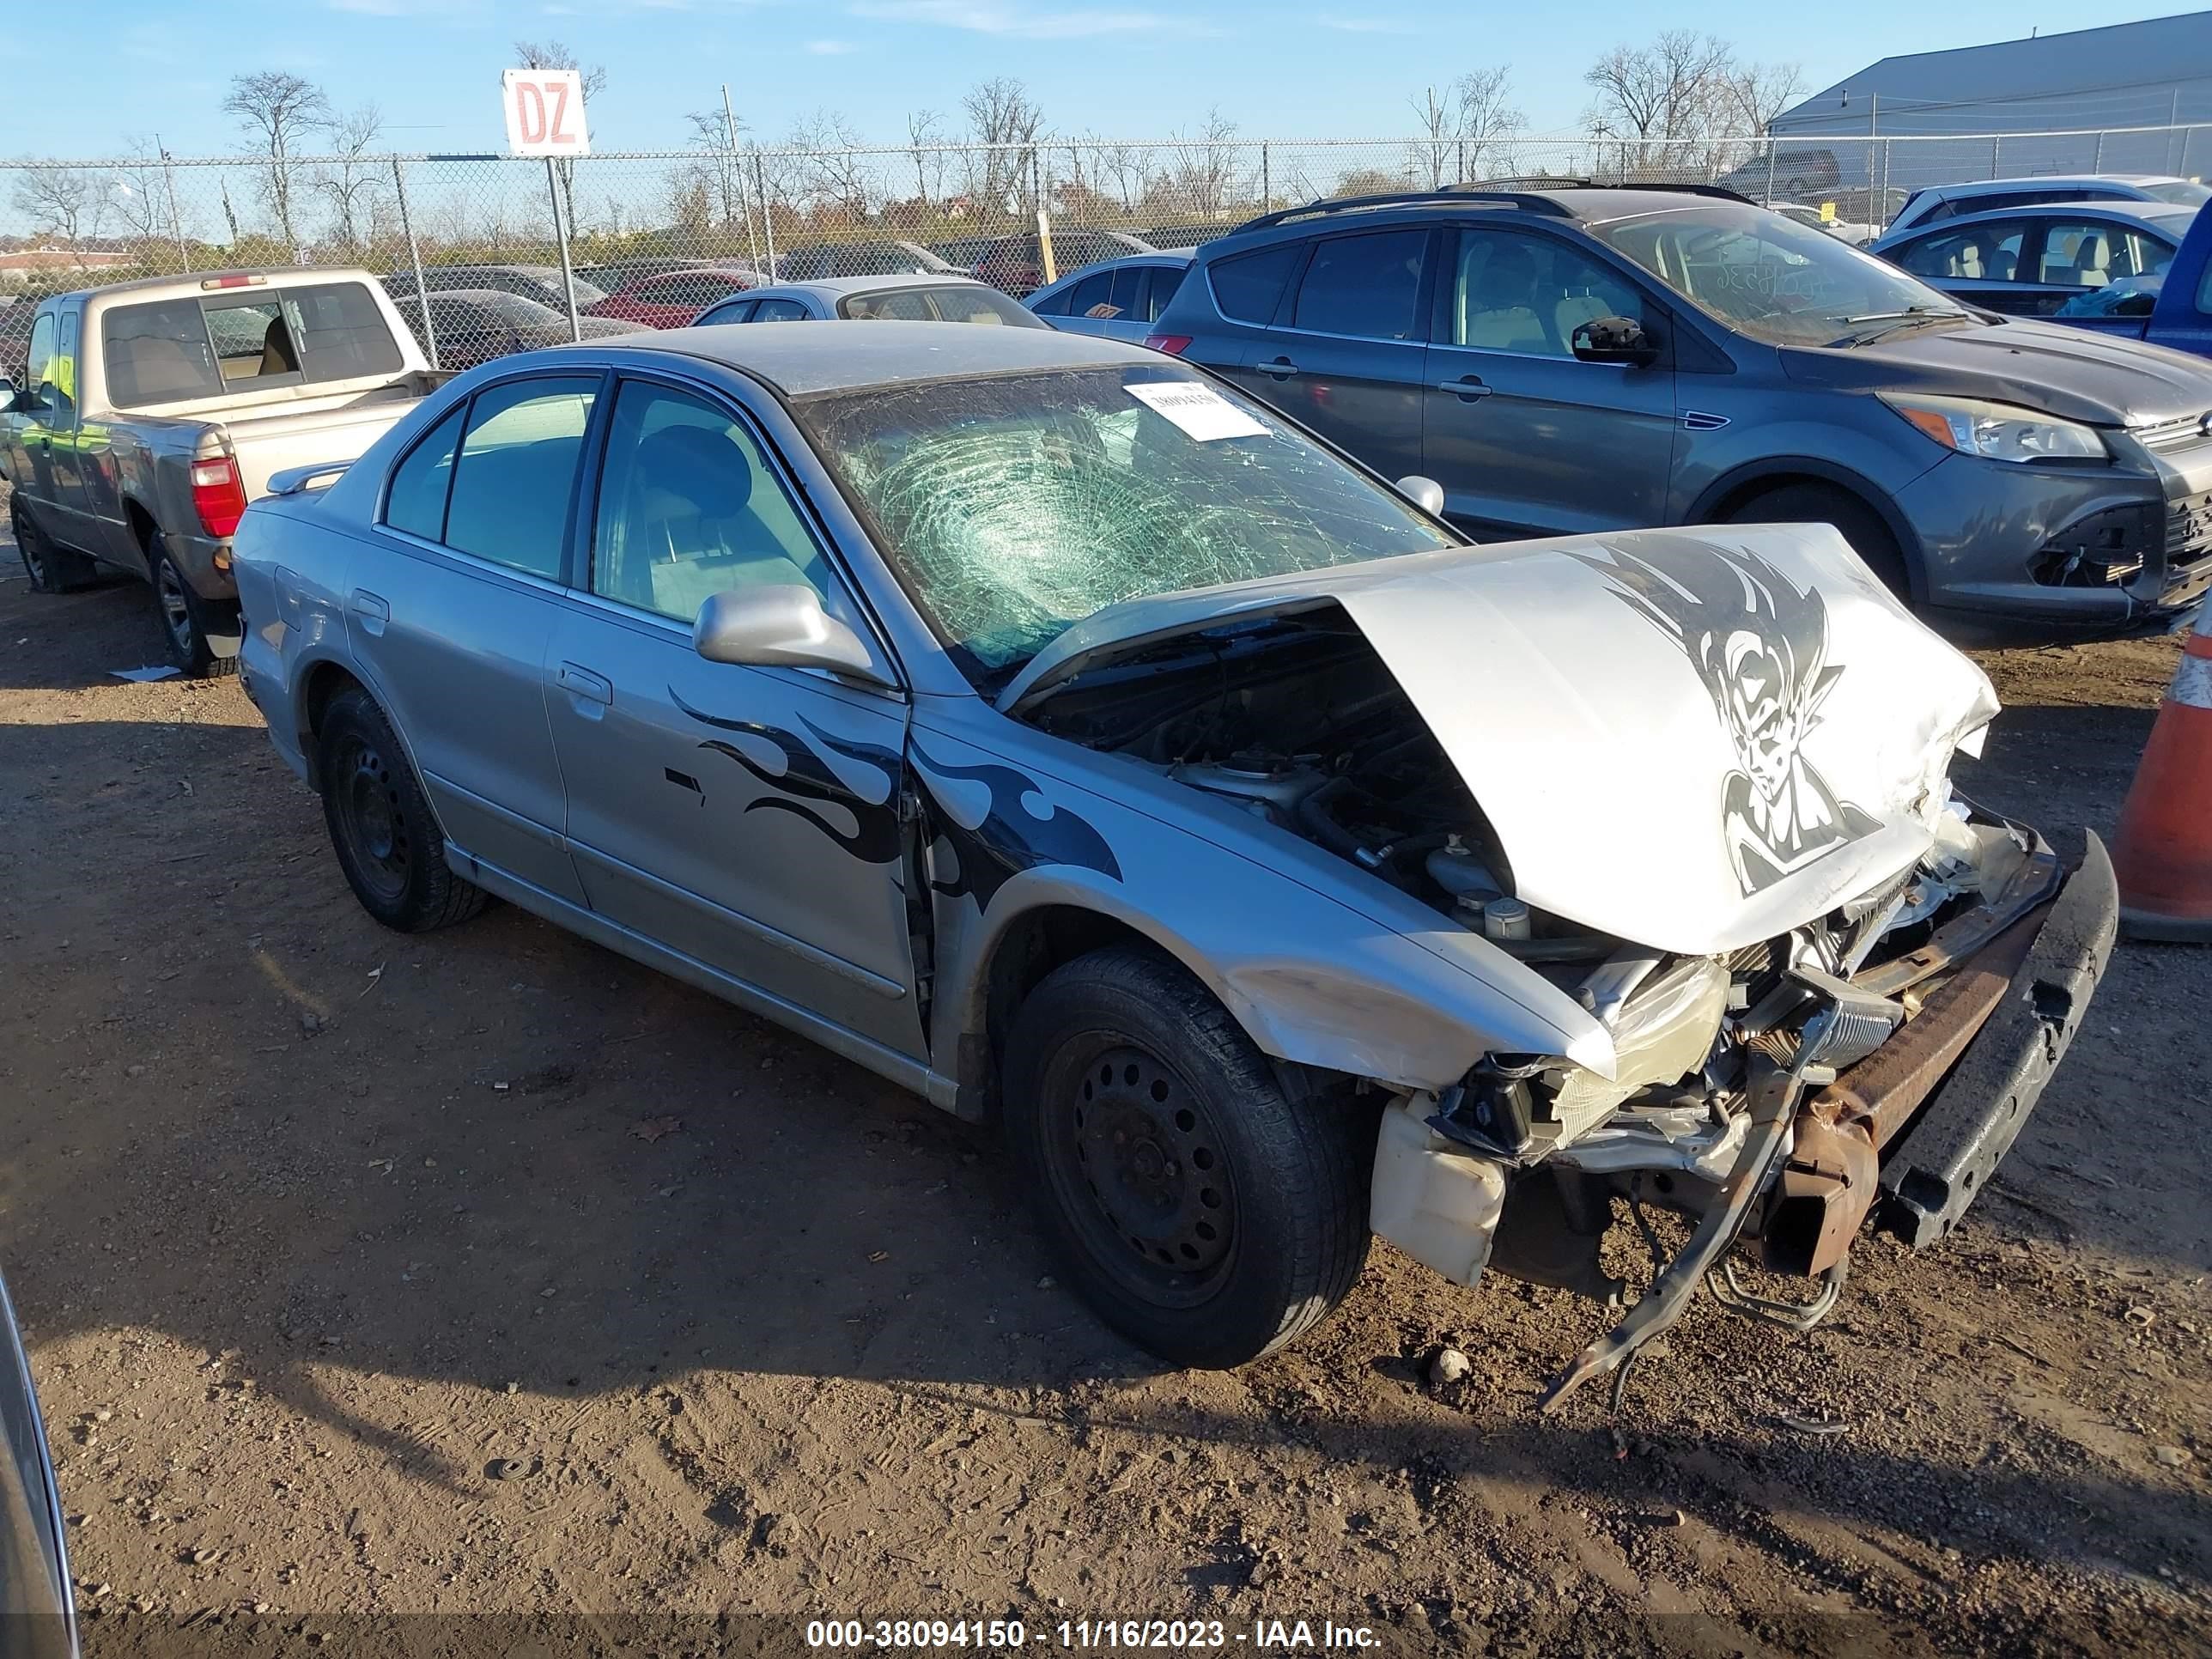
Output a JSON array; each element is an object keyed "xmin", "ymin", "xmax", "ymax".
[
  {"xmin": 9, "ymin": 165, "xmax": 107, "ymax": 258},
  {"xmin": 107, "ymin": 140, "xmax": 175, "ymax": 255},
  {"xmin": 1724, "ymin": 59, "xmax": 1806, "ymax": 134},
  {"xmin": 1409, "ymin": 87, "xmax": 1456, "ymax": 189},
  {"xmin": 316, "ymin": 102, "xmax": 386, "ymax": 252},
  {"xmin": 1583, "ymin": 32, "xmax": 1735, "ymax": 147},
  {"xmin": 905, "ymin": 109, "xmax": 947, "ymax": 215},
  {"xmin": 223, "ymin": 70, "xmax": 329, "ymax": 251},
  {"xmin": 789, "ymin": 109, "xmax": 875, "ymax": 224},
  {"xmin": 1102, "ymin": 142, "xmax": 1146, "ymax": 215},
  {"xmin": 961, "ymin": 77, "xmax": 1045, "ymax": 228},
  {"xmin": 683, "ymin": 107, "xmax": 751, "ymax": 234},
  {"xmin": 512, "ymin": 40, "xmax": 607, "ymax": 234},
  {"xmin": 1455, "ymin": 66, "xmax": 1524, "ymax": 178},
  {"xmin": 1167, "ymin": 107, "xmax": 1243, "ymax": 224}
]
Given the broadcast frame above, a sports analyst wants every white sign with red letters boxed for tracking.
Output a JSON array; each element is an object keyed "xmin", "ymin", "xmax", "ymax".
[{"xmin": 501, "ymin": 70, "xmax": 592, "ymax": 158}]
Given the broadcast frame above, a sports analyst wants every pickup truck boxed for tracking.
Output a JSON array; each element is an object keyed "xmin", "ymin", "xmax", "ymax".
[{"xmin": 0, "ymin": 269, "xmax": 441, "ymax": 675}]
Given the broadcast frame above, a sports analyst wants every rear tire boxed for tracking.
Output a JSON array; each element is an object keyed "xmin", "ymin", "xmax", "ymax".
[
  {"xmin": 149, "ymin": 534, "xmax": 241, "ymax": 678},
  {"xmin": 1726, "ymin": 482, "xmax": 1911, "ymax": 599},
  {"xmin": 1003, "ymin": 945, "xmax": 1375, "ymax": 1368},
  {"xmin": 317, "ymin": 686, "xmax": 488, "ymax": 933},
  {"xmin": 11, "ymin": 497, "xmax": 98, "ymax": 593}
]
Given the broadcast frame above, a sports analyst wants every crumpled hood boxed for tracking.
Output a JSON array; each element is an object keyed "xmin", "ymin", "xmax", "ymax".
[
  {"xmin": 1003, "ymin": 525, "xmax": 2000, "ymax": 957},
  {"xmin": 1790, "ymin": 314, "xmax": 2212, "ymax": 428}
]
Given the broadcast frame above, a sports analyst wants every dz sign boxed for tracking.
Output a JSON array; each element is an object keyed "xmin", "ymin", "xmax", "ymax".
[{"xmin": 502, "ymin": 69, "xmax": 591, "ymax": 158}]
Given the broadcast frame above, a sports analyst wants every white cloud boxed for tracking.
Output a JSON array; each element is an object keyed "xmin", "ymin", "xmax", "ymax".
[
  {"xmin": 1314, "ymin": 13, "xmax": 1414, "ymax": 32},
  {"xmin": 848, "ymin": 0, "xmax": 1208, "ymax": 39},
  {"xmin": 805, "ymin": 37, "xmax": 857, "ymax": 52}
]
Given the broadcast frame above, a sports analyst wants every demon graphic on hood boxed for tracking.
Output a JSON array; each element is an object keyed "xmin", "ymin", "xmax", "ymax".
[{"xmin": 1575, "ymin": 540, "xmax": 1881, "ymax": 896}]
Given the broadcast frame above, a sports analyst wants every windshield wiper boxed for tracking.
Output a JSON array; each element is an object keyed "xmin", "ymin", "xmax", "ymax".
[{"xmin": 1827, "ymin": 306, "xmax": 1966, "ymax": 347}]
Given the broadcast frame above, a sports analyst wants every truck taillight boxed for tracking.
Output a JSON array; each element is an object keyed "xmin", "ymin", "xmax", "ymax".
[{"xmin": 190, "ymin": 457, "xmax": 247, "ymax": 538}]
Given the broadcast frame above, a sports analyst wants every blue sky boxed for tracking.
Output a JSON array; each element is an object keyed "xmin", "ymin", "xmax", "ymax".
[{"xmin": 0, "ymin": 0, "xmax": 2202, "ymax": 158}]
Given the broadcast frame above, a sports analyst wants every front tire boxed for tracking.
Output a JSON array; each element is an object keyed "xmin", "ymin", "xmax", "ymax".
[
  {"xmin": 1726, "ymin": 482, "xmax": 1911, "ymax": 599},
  {"xmin": 11, "ymin": 497, "xmax": 98, "ymax": 593},
  {"xmin": 317, "ymin": 686, "xmax": 488, "ymax": 933},
  {"xmin": 149, "ymin": 534, "xmax": 241, "ymax": 678},
  {"xmin": 1003, "ymin": 945, "xmax": 1375, "ymax": 1368}
]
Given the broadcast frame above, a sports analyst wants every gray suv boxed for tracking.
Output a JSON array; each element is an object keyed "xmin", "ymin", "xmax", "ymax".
[{"xmin": 1147, "ymin": 185, "xmax": 2212, "ymax": 640}]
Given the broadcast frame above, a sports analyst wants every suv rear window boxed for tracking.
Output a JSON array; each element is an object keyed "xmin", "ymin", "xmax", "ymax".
[
  {"xmin": 100, "ymin": 282, "xmax": 403, "ymax": 409},
  {"xmin": 1208, "ymin": 244, "xmax": 1304, "ymax": 324}
]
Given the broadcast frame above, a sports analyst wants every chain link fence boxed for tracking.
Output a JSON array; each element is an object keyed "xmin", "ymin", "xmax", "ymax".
[{"xmin": 3, "ymin": 123, "xmax": 2207, "ymax": 373}]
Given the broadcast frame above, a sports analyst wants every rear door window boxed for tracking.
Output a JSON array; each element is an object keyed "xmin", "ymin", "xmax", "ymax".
[
  {"xmin": 1142, "ymin": 265, "xmax": 1188, "ymax": 321},
  {"xmin": 384, "ymin": 402, "xmax": 466, "ymax": 541},
  {"xmin": 1066, "ymin": 270, "xmax": 1116, "ymax": 317},
  {"xmin": 441, "ymin": 375, "xmax": 599, "ymax": 578},
  {"xmin": 1291, "ymin": 229, "xmax": 1429, "ymax": 339},
  {"xmin": 2036, "ymin": 220, "xmax": 2171, "ymax": 286},
  {"xmin": 1894, "ymin": 222, "xmax": 2027, "ymax": 282},
  {"xmin": 1208, "ymin": 243, "xmax": 1304, "ymax": 324}
]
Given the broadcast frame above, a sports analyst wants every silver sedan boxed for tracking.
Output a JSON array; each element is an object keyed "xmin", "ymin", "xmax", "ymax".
[{"xmin": 232, "ymin": 324, "xmax": 2113, "ymax": 1395}]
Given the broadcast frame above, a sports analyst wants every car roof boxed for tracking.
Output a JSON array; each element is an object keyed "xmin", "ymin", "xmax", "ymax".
[
  {"xmin": 755, "ymin": 274, "xmax": 1003, "ymax": 301},
  {"xmin": 1935, "ymin": 174, "xmax": 2189, "ymax": 195},
  {"xmin": 1193, "ymin": 186, "xmax": 1767, "ymax": 254},
  {"xmin": 606, "ymin": 318, "xmax": 1151, "ymax": 396},
  {"xmin": 1883, "ymin": 199, "xmax": 2196, "ymax": 240}
]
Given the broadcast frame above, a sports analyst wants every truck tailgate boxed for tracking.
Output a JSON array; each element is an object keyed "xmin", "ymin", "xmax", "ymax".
[{"xmin": 215, "ymin": 384, "xmax": 425, "ymax": 501}]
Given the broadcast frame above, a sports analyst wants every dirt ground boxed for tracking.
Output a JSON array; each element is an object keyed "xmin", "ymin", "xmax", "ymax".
[{"xmin": 2, "ymin": 499, "xmax": 2209, "ymax": 1657}]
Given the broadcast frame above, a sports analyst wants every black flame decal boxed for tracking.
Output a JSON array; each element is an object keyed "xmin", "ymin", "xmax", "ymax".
[
  {"xmin": 909, "ymin": 741, "xmax": 1122, "ymax": 911},
  {"xmin": 670, "ymin": 689, "xmax": 903, "ymax": 865}
]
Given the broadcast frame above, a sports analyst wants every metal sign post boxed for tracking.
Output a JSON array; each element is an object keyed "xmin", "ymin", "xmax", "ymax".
[{"xmin": 545, "ymin": 157, "xmax": 582, "ymax": 343}]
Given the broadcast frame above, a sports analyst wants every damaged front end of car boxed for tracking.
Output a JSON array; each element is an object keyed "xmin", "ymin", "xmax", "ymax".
[
  {"xmin": 1387, "ymin": 800, "xmax": 2116, "ymax": 1409},
  {"xmin": 1003, "ymin": 523, "xmax": 2118, "ymax": 1401}
]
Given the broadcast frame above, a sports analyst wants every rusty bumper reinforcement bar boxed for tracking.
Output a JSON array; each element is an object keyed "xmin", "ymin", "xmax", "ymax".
[{"xmin": 1876, "ymin": 830, "xmax": 2118, "ymax": 1248}]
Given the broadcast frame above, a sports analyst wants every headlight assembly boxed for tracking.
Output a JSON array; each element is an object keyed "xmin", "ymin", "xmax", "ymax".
[{"xmin": 1881, "ymin": 393, "xmax": 2107, "ymax": 464}]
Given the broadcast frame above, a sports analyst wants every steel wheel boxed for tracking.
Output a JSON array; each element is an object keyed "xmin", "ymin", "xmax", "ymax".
[
  {"xmin": 1043, "ymin": 1039, "xmax": 1240, "ymax": 1310},
  {"xmin": 330, "ymin": 732, "xmax": 412, "ymax": 906}
]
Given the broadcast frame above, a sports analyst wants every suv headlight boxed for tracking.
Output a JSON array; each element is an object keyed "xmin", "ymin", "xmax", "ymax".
[{"xmin": 1881, "ymin": 393, "xmax": 2107, "ymax": 463}]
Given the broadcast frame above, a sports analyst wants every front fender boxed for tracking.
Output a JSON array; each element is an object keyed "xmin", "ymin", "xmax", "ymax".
[{"xmin": 909, "ymin": 717, "xmax": 1614, "ymax": 1095}]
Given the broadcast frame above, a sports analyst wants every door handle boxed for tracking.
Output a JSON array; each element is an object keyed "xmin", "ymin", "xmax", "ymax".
[
  {"xmin": 349, "ymin": 589, "xmax": 391, "ymax": 635},
  {"xmin": 556, "ymin": 662, "xmax": 613, "ymax": 708},
  {"xmin": 1437, "ymin": 377, "xmax": 1492, "ymax": 400},
  {"xmin": 1257, "ymin": 356, "xmax": 1300, "ymax": 378},
  {"xmin": 35, "ymin": 435, "xmax": 50, "ymax": 451}
]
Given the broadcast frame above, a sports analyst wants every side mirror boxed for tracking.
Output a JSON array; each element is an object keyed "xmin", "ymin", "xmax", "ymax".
[
  {"xmin": 1395, "ymin": 474, "xmax": 1446, "ymax": 516},
  {"xmin": 1571, "ymin": 315, "xmax": 1659, "ymax": 366},
  {"xmin": 694, "ymin": 584, "xmax": 896, "ymax": 690},
  {"xmin": 0, "ymin": 377, "xmax": 15, "ymax": 413}
]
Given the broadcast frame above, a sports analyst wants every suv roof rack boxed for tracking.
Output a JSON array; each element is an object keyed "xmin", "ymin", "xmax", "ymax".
[
  {"xmin": 1581, "ymin": 181, "xmax": 1758, "ymax": 205},
  {"xmin": 1228, "ymin": 188, "xmax": 1575, "ymax": 234}
]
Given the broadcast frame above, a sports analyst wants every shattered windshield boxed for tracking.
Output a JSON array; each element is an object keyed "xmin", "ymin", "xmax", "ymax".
[
  {"xmin": 1587, "ymin": 202, "xmax": 1975, "ymax": 348},
  {"xmin": 801, "ymin": 366, "xmax": 1456, "ymax": 680}
]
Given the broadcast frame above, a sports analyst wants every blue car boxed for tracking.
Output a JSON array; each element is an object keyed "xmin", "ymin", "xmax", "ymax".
[
  {"xmin": 1871, "ymin": 200, "xmax": 2194, "ymax": 318},
  {"xmin": 1024, "ymin": 253, "xmax": 1193, "ymax": 343}
]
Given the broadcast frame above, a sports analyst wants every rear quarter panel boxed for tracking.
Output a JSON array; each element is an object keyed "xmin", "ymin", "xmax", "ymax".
[{"xmin": 232, "ymin": 491, "xmax": 362, "ymax": 781}]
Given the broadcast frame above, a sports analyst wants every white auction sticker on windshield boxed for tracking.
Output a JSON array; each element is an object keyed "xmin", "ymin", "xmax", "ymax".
[{"xmin": 1127, "ymin": 380, "xmax": 1268, "ymax": 441}]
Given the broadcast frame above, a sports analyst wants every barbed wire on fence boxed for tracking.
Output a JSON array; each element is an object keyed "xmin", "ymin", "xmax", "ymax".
[{"xmin": 4, "ymin": 122, "xmax": 2206, "ymax": 371}]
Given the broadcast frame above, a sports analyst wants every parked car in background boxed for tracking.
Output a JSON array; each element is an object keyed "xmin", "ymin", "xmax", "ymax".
[
  {"xmin": 927, "ymin": 235, "xmax": 997, "ymax": 273},
  {"xmin": 394, "ymin": 290, "xmax": 645, "ymax": 370},
  {"xmin": 585, "ymin": 268, "xmax": 766, "ymax": 329},
  {"xmin": 1871, "ymin": 201, "xmax": 2191, "ymax": 316},
  {"xmin": 1771, "ymin": 203, "xmax": 1876, "ymax": 246},
  {"xmin": 1886, "ymin": 173, "xmax": 2211, "ymax": 234},
  {"xmin": 231, "ymin": 322, "xmax": 2113, "ymax": 1395},
  {"xmin": 775, "ymin": 241, "xmax": 960, "ymax": 281},
  {"xmin": 576, "ymin": 256, "xmax": 759, "ymax": 290},
  {"xmin": 2020, "ymin": 201, "xmax": 2212, "ymax": 358},
  {"xmin": 1147, "ymin": 185, "xmax": 2212, "ymax": 641},
  {"xmin": 0, "ymin": 1267, "xmax": 75, "ymax": 1659},
  {"xmin": 0, "ymin": 268, "xmax": 440, "ymax": 674},
  {"xmin": 691, "ymin": 274, "xmax": 1046, "ymax": 327},
  {"xmin": 974, "ymin": 230, "xmax": 1157, "ymax": 295},
  {"xmin": 383, "ymin": 263, "xmax": 611, "ymax": 313},
  {"xmin": 1025, "ymin": 252, "xmax": 1193, "ymax": 342}
]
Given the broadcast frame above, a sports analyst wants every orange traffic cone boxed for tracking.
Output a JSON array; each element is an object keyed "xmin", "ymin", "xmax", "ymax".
[{"xmin": 2112, "ymin": 611, "xmax": 2212, "ymax": 941}]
